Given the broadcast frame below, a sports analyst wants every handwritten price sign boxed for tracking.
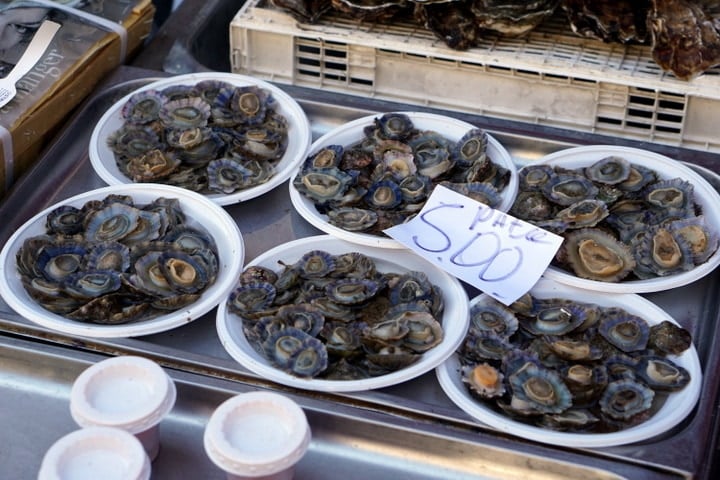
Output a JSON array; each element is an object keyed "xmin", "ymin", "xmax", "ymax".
[{"xmin": 385, "ymin": 185, "xmax": 563, "ymax": 305}]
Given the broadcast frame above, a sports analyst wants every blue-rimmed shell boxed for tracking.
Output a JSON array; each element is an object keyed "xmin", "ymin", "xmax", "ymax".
[
  {"xmin": 643, "ymin": 178, "xmax": 694, "ymax": 214},
  {"xmin": 84, "ymin": 241, "xmax": 130, "ymax": 272},
  {"xmin": 165, "ymin": 127, "xmax": 210, "ymax": 150},
  {"xmin": 469, "ymin": 296, "xmax": 518, "ymax": 338},
  {"xmin": 263, "ymin": 327, "xmax": 329, "ymax": 378},
  {"xmin": 106, "ymin": 124, "xmax": 163, "ymax": 158},
  {"xmin": 519, "ymin": 164, "xmax": 554, "ymax": 191},
  {"xmin": 45, "ymin": 205, "xmax": 84, "ymax": 236},
  {"xmin": 374, "ymin": 139, "xmax": 416, "ymax": 180},
  {"xmin": 509, "ymin": 191, "xmax": 555, "ymax": 222},
  {"xmin": 296, "ymin": 250, "xmax": 336, "ymax": 278},
  {"xmin": 410, "ymin": 131, "xmax": 454, "ymax": 179},
  {"xmin": 207, "ymin": 158, "xmax": 253, "ymax": 194},
  {"xmin": 304, "ymin": 145, "xmax": 344, "ymax": 170},
  {"xmin": 668, "ymin": 216, "xmax": 719, "ymax": 264},
  {"xmin": 632, "ymin": 224, "xmax": 695, "ymax": 278},
  {"xmin": 559, "ymin": 228, "xmax": 636, "ymax": 282},
  {"xmin": 293, "ymin": 167, "xmax": 356, "ymax": 205},
  {"xmin": 373, "ymin": 112, "xmax": 415, "ymax": 141},
  {"xmin": 599, "ymin": 378, "xmax": 654, "ymax": 421},
  {"xmin": 276, "ymin": 303, "xmax": 325, "ymax": 337},
  {"xmin": 159, "ymin": 97, "xmax": 212, "ymax": 129},
  {"xmin": 122, "ymin": 209, "xmax": 164, "ymax": 245},
  {"xmin": 617, "ymin": 164, "xmax": 657, "ymax": 192},
  {"xmin": 598, "ymin": 312, "xmax": 650, "ymax": 353},
  {"xmin": 65, "ymin": 293, "xmax": 150, "ymax": 324},
  {"xmin": 555, "ymin": 199, "xmax": 609, "ymax": 230},
  {"xmin": 84, "ymin": 202, "xmax": 141, "ymax": 243},
  {"xmin": 440, "ymin": 181, "xmax": 503, "ymax": 208},
  {"xmin": 228, "ymin": 281, "xmax": 277, "ymax": 318},
  {"xmin": 520, "ymin": 302, "xmax": 589, "ymax": 336},
  {"xmin": 230, "ymin": 85, "xmax": 273, "ymax": 125},
  {"xmin": 635, "ymin": 355, "xmax": 691, "ymax": 392},
  {"xmin": 584, "ymin": 156, "xmax": 631, "ymax": 185},
  {"xmin": 451, "ymin": 128, "xmax": 488, "ymax": 169},
  {"xmin": 34, "ymin": 241, "xmax": 88, "ymax": 283},
  {"xmin": 387, "ymin": 271, "xmax": 434, "ymax": 305},
  {"xmin": 121, "ymin": 89, "xmax": 167, "ymax": 124},
  {"xmin": 508, "ymin": 362, "xmax": 572, "ymax": 414},
  {"xmin": 542, "ymin": 173, "xmax": 599, "ymax": 206},
  {"xmin": 324, "ymin": 277, "xmax": 380, "ymax": 305},
  {"xmin": 327, "ymin": 207, "xmax": 378, "ymax": 232},
  {"xmin": 364, "ymin": 179, "xmax": 403, "ymax": 209},
  {"xmin": 194, "ymin": 79, "xmax": 236, "ymax": 107},
  {"xmin": 460, "ymin": 330, "xmax": 513, "ymax": 362},
  {"xmin": 63, "ymin": 270, "xmax": 122, "ymax": 299},
  {"xmin": 321, "ymin": 322, "xmax": 362, "ymax": 357},
  {"xmin": 124, "ymin": 149, "xmax": 181, "ymax": 182}
]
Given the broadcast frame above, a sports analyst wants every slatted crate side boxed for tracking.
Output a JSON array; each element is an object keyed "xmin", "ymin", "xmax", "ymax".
[{"xmin": 230, "ymin": 0, "xmax": 720, "ymax": 152}]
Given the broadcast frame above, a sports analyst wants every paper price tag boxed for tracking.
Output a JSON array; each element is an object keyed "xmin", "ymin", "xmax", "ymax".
[{"xmin": 385, "ymin": 185, "xmax": 563, "ymax": 305}]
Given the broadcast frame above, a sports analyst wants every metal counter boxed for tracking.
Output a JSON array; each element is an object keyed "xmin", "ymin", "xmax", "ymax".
[{"xmin": 1, "ymin": 65, "xmax": 719, "ymax": 478}]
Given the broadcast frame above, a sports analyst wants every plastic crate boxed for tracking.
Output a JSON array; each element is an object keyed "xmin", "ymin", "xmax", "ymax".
[{"xmin": 230, "ymin": 0, "xmax": 720, "ymax": 153}]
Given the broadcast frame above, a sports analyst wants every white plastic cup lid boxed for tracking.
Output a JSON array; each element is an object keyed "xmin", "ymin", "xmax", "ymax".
[
  {"xmin": 38, "ymin": 426, "xmax": 151, "ymax": 480},
  {"xmin": 69, "ymin": 356, "xmax": 176, "ymax": 434},
  {"xmin": 204, "ymin": 391, "xmax": 311, "ymax": 477}
]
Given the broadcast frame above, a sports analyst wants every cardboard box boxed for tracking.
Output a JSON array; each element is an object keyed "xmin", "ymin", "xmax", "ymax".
[{"xmin": 0, "ymin": 0, "xmax": 155, "ymax": 198}]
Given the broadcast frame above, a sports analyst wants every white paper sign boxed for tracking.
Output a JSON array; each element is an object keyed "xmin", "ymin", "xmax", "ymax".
[{"xmin": 385, "ymin": 185, "xmax": 563, "ymax": 305}]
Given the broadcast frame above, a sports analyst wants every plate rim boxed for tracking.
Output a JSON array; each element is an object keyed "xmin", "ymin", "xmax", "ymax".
[
  {"xmin": 88, "ymin": 72, "xmax": 313, "ymax": 206},
  {"xmin": 216, "ymin": 234, "xmax": 470, "ymax": 392}
]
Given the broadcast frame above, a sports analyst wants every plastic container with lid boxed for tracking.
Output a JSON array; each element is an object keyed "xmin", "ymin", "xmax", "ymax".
[
  {"xmin": 69, "ymin": 355, "xmax": 176, "ymax": 461},
  {"xmin": 38, "ymin": 426, "xmax": 151, "ymax": 480},
  {"xmin": 204, "ymin": 391, "xmax": 312, "ymax": 480}
]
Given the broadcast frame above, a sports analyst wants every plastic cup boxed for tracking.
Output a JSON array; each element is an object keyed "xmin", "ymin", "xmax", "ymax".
[
  {"xmin": 69, "ymin": 356, "xmax": 176, "ymax": 461},
  {"xmin": 204, "ymin": 391, "xmax": 311, "ymax": 480},
  {"xmin": 38, "ymin": 426, "xmax": 151, "ymax": 480}
]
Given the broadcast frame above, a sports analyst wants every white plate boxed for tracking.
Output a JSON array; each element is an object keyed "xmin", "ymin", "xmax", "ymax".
[
  {"xmin": 436, "ymin": 278, "xmax": 702, "ymax": 448},
  {"xmin": 216, "ymin": 235, "xmax": 470, "ymax": 392},
  {"xmin": 289, "ymin": 112, "xmax": 519, "ymax": 249},
  {"xmin": 89, "ymin": 72, "xmax": 312, "ymax": 206},
  {"xmin": 0, "ymin": 184, "xmax": 245, "ymax": 338},
  {"xmin": 535, "ymin": 145, "xmax": 720, "ymax": 293}
]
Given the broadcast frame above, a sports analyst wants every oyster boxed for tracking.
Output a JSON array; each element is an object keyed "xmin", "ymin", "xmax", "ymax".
[{"xmin": 561, "ymin": 0, "xmax": 651, "ymax": 43}]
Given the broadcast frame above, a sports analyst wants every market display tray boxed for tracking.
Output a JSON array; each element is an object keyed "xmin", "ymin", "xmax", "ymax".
[{"xmin": 1, "ymin": 66, "xmax": 720, "ymax": 479}]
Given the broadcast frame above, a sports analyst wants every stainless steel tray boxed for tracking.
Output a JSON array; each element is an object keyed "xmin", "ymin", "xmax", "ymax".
[
  {"xmin": 4, "ymin": 333, "xmax": 656, "ymax": 479},
  {"xmin": 1, "ymin": 66, "xmax": 720, "ymax": 479}
]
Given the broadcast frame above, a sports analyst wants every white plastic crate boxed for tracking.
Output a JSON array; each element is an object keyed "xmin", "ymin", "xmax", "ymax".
[{"xmin": 230, "ymin": 0, "xmax": 720, "ymax": 153}]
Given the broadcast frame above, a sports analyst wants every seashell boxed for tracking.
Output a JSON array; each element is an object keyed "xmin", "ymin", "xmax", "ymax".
[
  {"xmin": 84, "ymin": 241, "xmax": 130, "ymax": 272},
  {"xmin": 632, "ymin": 224, "xmax": 695, "ymax": 278},
  {"xmin": 263, "ymin": 327, "xmax": 329, "ymax": 378},
  {"xmin": 584, "ymin": 156, "xmax": 631, "ymax": 184},
  {"xmin": 365, "ymin": 345, "xmax": 420, "ymax": 372},
  {"xmin": 635, "ymin": 355, "xmax": 691, "ymax": 392},
  {"xmin": 560, "ymin": 363, "xmax": 608, "ymax": 406},
  {"xmin": 461, "ymin": 363, "xmax": 505, "ymax": 399},
  {"xmin": 537, "ymin": 409, "xmax": 600, "ymax": 431},
  {"xmin": 331, "ymin": 252, "xmax": 377, "ymax": 279},
  {"xmin": 124, "ymin": 149, "xmax": 181, "ymax": 182},
  {"xmin": 508, "ymin": 362, "xmax": 573, "ymax": 414},
  {"xmin": 65, "ymin": 293, "xmax": 150, "ymax": 324},
  {"xmin": 668, "ymin": 216, "xmax": 719, "ymax": 264},
  {"xmin": 402, "ymin": 310, "xmax": 444, "ymax": 353},
  {"xmin": 520, "ymin": 303, "xmax": 589, "ymax": 336},
  {"xmin": 293, "ymin": 167, "xmax": 355, "ymax": 204},
  {"xmin": 310, "ymin": 296, "xmax": 357, "ymax": 323},
  {"xmin": 518, "ymin": 164, "xmax": 554, "ymax": 191},
  {"xmin": 45, "ymin": 205, "xmax": 84, "ymax": 236},
  {"xmin": 364, "ymin": 179, "xmax": 403, "ymax": 209},
  {"xmin": 451, "ymin": 128, "xmax": 487, "ymax": 169},
  {"xmin": 374, "ymin": 140, "xmax": 416, "ymax": 180},
  {"xmin": 276, "ymin": 303, "xmax": 325, "ymax": 337},
  {"xmin": 194, "ymin": 80, "xmax": 236, "ymax": 107},
  {"xmin": 165, "ymin": 127, "xmax": 210, "ymax": 150},
  {"xmin": 468, "ymin": 296, "xmax": 519, "ymax": 338},
  {"xmin": 543, "ymin": 335, "xmax": 604, "ymax": 362},
  {"xmin": 554, "ymin": 199, "xmax": 609, "ymax": 230},
  {"xmin": 230, "ymin": 85, "xmax": 273, "ymax": 124},
  {"xmin": 648, "ymin": 320, "xmax": 692, "ymax": 356},
  {"xmin": 84, "ymin": 202, "xmax": 142, "ymax": 244},
  {"xmin": 643, "ymin": 178, "xmax": 694, "ymax": 213},
  {"xmin": 324, "ymin": 277, "xmax": 380, "ymax": 305},
  {"xmin": 159, "ymin": 97, "xmax": 211, "ymax": 129},
  {"xmin": 598, "ymin": 313, "xmax": 650, "ymax": 353},
  {"xmin": 304, "ymin": 145, "xmax": 344, "ymax": 170},
  {"xmin": 206, "ymin": 158, "xmax": 253, "ymax": 194},
  {"xmin": 599, "ymin": 378, "xmax": 654, "ymax": 421},
  {"xmin": 460, "ymin": 330, "xmax": 513, "ymax": 362},
  {"xmin": 440, "ymin": 181, "xmax": 503, "ymax": 208},
  {"xmin": 63, "ymin": 270, "xmax": 122, "ymax": 299},
  {"xmin": 122, "ymin": 209, "xmax": 164, "ymax": 245},
  {"xmin": 34, "ymin": 241, "xmax": 87, "ymax": 283},
  {"xmin": 106, "ymin": 124, "xmax": 163, "ymax": 158},
  {"xmin": 321, "ymin": 322, "xmax": 362, "ymax": 358},
  {"xmin": 398, "ymin": 174, "xmax": 431, "ymax": 204},
  {"xmin": 543, "ymin": 172, "xmax": 599, "ymax": 206},
  {"xmin": 509, "ymin": 191, "xmax": 555, "ymax": 221},
  {"xmin": 228, "ymin": 281, "xmax": 277, "ymax": 318},
  {"xmin": 374, "ymin": 112, "xmax": 415, "ymax": 141},
  {"xmin": 296, "ymin": 250, "xmax": 337, "ymax": 279},
  {"xmin": 387, "ymin": 271, "xmax": 434, "ymax": 305},
  {"xmin": 121, "ymin": 89, "xmax": 167, "ymax": 124},
  {"xmin": 159, "ymin": 84, "xmax": 200, "ymax": 102},
  {"xmin": 327, "ymin": 207, "xmax": 378, "ymax": 232},
  {"xmin": 560, "ymin": 228, "xmax": 636, "ymax": 282}
]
